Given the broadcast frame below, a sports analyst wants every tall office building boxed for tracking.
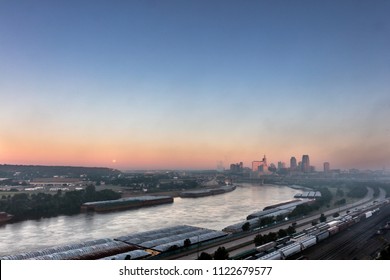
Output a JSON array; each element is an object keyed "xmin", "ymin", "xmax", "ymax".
[
  {"xmin": 324, "ymin": 162, "xmax": 330, "ymax": 173},
  {"xmin": 302, "ymin": 155, "xmax": 310, "ymax": 173},
  {"xmin": 290, "ymin": 157, "xmax": 297, "ymax": 170}
]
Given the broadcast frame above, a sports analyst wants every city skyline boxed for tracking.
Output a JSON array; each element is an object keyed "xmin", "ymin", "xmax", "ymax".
[{"xmin": 1, "ymin": 1, "xmax": 390, "ymax": 171}]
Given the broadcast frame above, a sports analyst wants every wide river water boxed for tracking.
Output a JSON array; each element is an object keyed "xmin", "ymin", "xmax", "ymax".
[{"xmin": 0, "ymin": 183, "xmax": 301, "ymax": 256}]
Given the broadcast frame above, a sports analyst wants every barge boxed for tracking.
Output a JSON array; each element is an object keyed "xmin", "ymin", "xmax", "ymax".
[
  {"xmin": 179, "ymin": 185, "xmax": 236, "ymax": 198},
  {"xmin": 81, "ymin": 195, "xmax": 174, "ymax": 212}
]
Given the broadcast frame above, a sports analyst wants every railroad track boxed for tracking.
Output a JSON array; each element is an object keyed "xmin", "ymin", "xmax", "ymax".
[{"xmin": 304, "ymin": 204, "xmax": 390, "ymax": 260}]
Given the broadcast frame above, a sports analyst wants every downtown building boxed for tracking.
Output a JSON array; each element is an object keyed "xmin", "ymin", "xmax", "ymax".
[{"xmin": 301, "ymin": 155, "xmax": 310, "ymax": 173}]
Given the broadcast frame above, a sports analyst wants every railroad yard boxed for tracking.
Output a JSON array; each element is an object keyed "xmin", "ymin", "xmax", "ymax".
[{"xmin": 296, "ymin": 203, "xmax": 390, "ymax": 260}]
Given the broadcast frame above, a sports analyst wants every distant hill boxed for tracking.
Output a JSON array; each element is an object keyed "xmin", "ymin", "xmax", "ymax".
[{"xmin": 0, "ymin": 164, "xmax": 121, "ymax": 179}]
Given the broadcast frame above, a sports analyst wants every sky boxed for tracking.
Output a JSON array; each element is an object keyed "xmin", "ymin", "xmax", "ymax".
[{"xmin": 1, "ymin": 0, "xmax": 389, "ymax": 170}]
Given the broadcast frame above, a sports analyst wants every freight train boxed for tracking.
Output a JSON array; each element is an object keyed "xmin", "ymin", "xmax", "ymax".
[{"xmin": 256, "ymin": 202, "xmax": 385, "ymax": 260}]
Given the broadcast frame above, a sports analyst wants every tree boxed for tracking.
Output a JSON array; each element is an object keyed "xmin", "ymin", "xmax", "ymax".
[
  {"xmin": 319, "ymin": 213, "xmax": 327, "ymax": 223},
  {"xmin": 334, "ymin": 198, "xmax": 346, "ymax": 206},
  {"xmin": 288, "ymin": 204, "xmax": 313, "ymax": 218},
  {"xmin": 197, "ymin": 252, "xmax": 213, "ymax": 260},
  {"xmin": 84, "ymin": 184, "xmax": 96, "ymax": 202},
  {"xmin": 278, "ymin": 228, "xmax": 288, "ymax": 238},
  {"xmin": 184, "ymin": 238, "xmax": 192, "ymax": 247},
  {"xmin": 254, "ymin": 234, "xmax": 265, "ymax": 246},
  {"xmin": 264, "ymin": 232, "xmax": 278, "ymax": 243},
  {"xmin": 336, "ymin": 188, "xmax": 344, "ymax": 197},
  {"xmin": 260, "ymin": 216, "xmax": 274, "ymax": 226},
  {"xmin": 276, "ymin": 215, "xmax": 284, "ymax": 222},
  {"xmin": 213, "ymin": 247, "xmax": 229, "ymax": 260},
  {"xmin": 242, "ymin": 222, "xmax": 250, "ymax": 231},
  {"xmin": 286, "ymin": 226, "xmax": 296, "ymax": 235}
]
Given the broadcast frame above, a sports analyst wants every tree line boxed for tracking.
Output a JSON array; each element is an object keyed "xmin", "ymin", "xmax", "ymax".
[{"xmin": 0, "ymin": 185, "xmax": 121, "ymax": 222}]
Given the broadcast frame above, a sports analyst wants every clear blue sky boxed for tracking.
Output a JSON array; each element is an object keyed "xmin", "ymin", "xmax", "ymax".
[{"xmin": 1, "ymin": 0, "xmax": 389, "ymax": 170}]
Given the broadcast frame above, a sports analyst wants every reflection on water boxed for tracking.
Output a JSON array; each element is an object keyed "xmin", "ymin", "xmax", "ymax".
[{"xmin": 0, "ymin": 184, "xmax": 301, "ymax": 256}]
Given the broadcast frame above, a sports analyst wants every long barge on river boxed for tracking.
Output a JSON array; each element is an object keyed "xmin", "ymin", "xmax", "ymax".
[
  {"xmin": 81, "ymin": 195, "xmax": 174, "ymax": 213},
  {"xmin": 179, "ymin": 185, "xmax": 236, "ymax": 198}
]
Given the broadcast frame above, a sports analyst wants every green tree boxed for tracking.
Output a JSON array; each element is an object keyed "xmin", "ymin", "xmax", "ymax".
[
  {"xmin": 84, "ymin": 184, "xmax": 96, "ymax": 202},
  {"xmin": 276, "ymin": 215, "xmax": 284, "ymax": 222},
  {"xmin": 336, "ymin": 188, "xmax": 344, "ymax": 197},
  {"xmin": 278, "ymin": 229, "xmax": 288, "ymax": 238},
  {"xmin": 286, "ymin": 226, "xmax": 296, "ymax": 235},
  {"xmin": 242, "ymin": 222, "xmax": 250, "ymax": 231},
  {"xmin": 184, "ymin": 238, "xmax": 191, "ymax": 247},
  {"xmin": 319, "ymin": 213, "xmax": 327, "ymax": 223},
  {"xmin": 214, "ymin": 247, "xmax": 229, "ymax": 260},
  {"xmin": 254, "ymin": 234, "xmax": 265, "ymax": 246},
  {"xmin": 260, "ymin": 216, "xmax": 274, "ymax": 226},
  {"xmin": 264, "ymin": 232, "xmax": 278, "ymax": 243},
  {"xmin": 197, "ymin": 252, "xmax": 213, "ymax": 260}
]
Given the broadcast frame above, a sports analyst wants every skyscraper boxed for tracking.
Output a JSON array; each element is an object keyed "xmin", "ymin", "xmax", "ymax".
[
  {"xmin": 302, "ymin": 155, "xmax": 310, "ymax": 173},
  {"xmin": 324, "ymin": 162, "xmax": 330, "ymax": 173},
  {"xmin": 290, "ymin": 157, "xmax": 297, "ymax": 170}
]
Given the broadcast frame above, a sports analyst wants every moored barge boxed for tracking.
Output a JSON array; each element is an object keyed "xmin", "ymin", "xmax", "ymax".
[{"xmin": 81, "ymin": 195, "xmax": 173, "ymax": 212}]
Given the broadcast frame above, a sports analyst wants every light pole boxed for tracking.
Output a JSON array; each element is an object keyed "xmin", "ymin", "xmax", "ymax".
[{"xmin": 197, "ymin": 234, "xmax": 200, "ymax": 259}]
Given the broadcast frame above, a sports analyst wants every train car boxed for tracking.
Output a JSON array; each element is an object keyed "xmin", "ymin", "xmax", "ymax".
[
  {"xmin": 256, "ymin": 250, "xmax": 282, "ymax": 260},
  {"xmin": 275, "ymin": 236, "xmax": 290, "ymax": 245},
  {"xmin": 256, "ymin": 241, "xmax": 277, "ymax": 253},
  {"xmin": 297, "ymin": 235, "xmax": 317, "ymax": 250},
  {"xmin": 338, "ymin": 218, "xmax": 354, "ymax": 231},
  {"xmin": 304, "ymin": 225, "xmax": 320, "ymax": 235},
  {"xmin": 328, "ymin": 225, "xmax": 339, "ymax": 235},
  {"xmin": 352, "ymin": 216, "xmax": 361, "ymax": 223},
  {"xmin": 279, "ymin": 242, "xmax": 301, "ymax": 258},
  {"xmin": 337, "ymin": 221, "xmax": 349, "ymax": 232},
  {"xmin": 292, "ymin": 232, "xmax": 306, "ymax": 239},
  {"xmin": 327, "ymin": 220, "xmax": 340, "ymax": 228},
  {"xmin": 315, "ymin": 230, "xmax": 330, "ymax": 242},
  {"xmin": 317, "ymin": 222, "xmax": 330, "ymax": 232}
]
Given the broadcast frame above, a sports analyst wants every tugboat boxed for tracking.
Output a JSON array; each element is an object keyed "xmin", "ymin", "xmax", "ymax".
[{"xmin": 0, "ymin": 212, "xmax": 13, "ymax": 225}]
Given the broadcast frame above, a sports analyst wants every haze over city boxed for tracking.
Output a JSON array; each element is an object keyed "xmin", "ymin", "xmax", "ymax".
[{"xmin": 1, "ymin": 1, "xmax": 389, "ymax": 170}]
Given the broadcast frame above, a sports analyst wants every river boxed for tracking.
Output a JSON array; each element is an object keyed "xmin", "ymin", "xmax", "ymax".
[{"xmin": 0, "ymin": 183, "xmax": 301, "ymax": 256}]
